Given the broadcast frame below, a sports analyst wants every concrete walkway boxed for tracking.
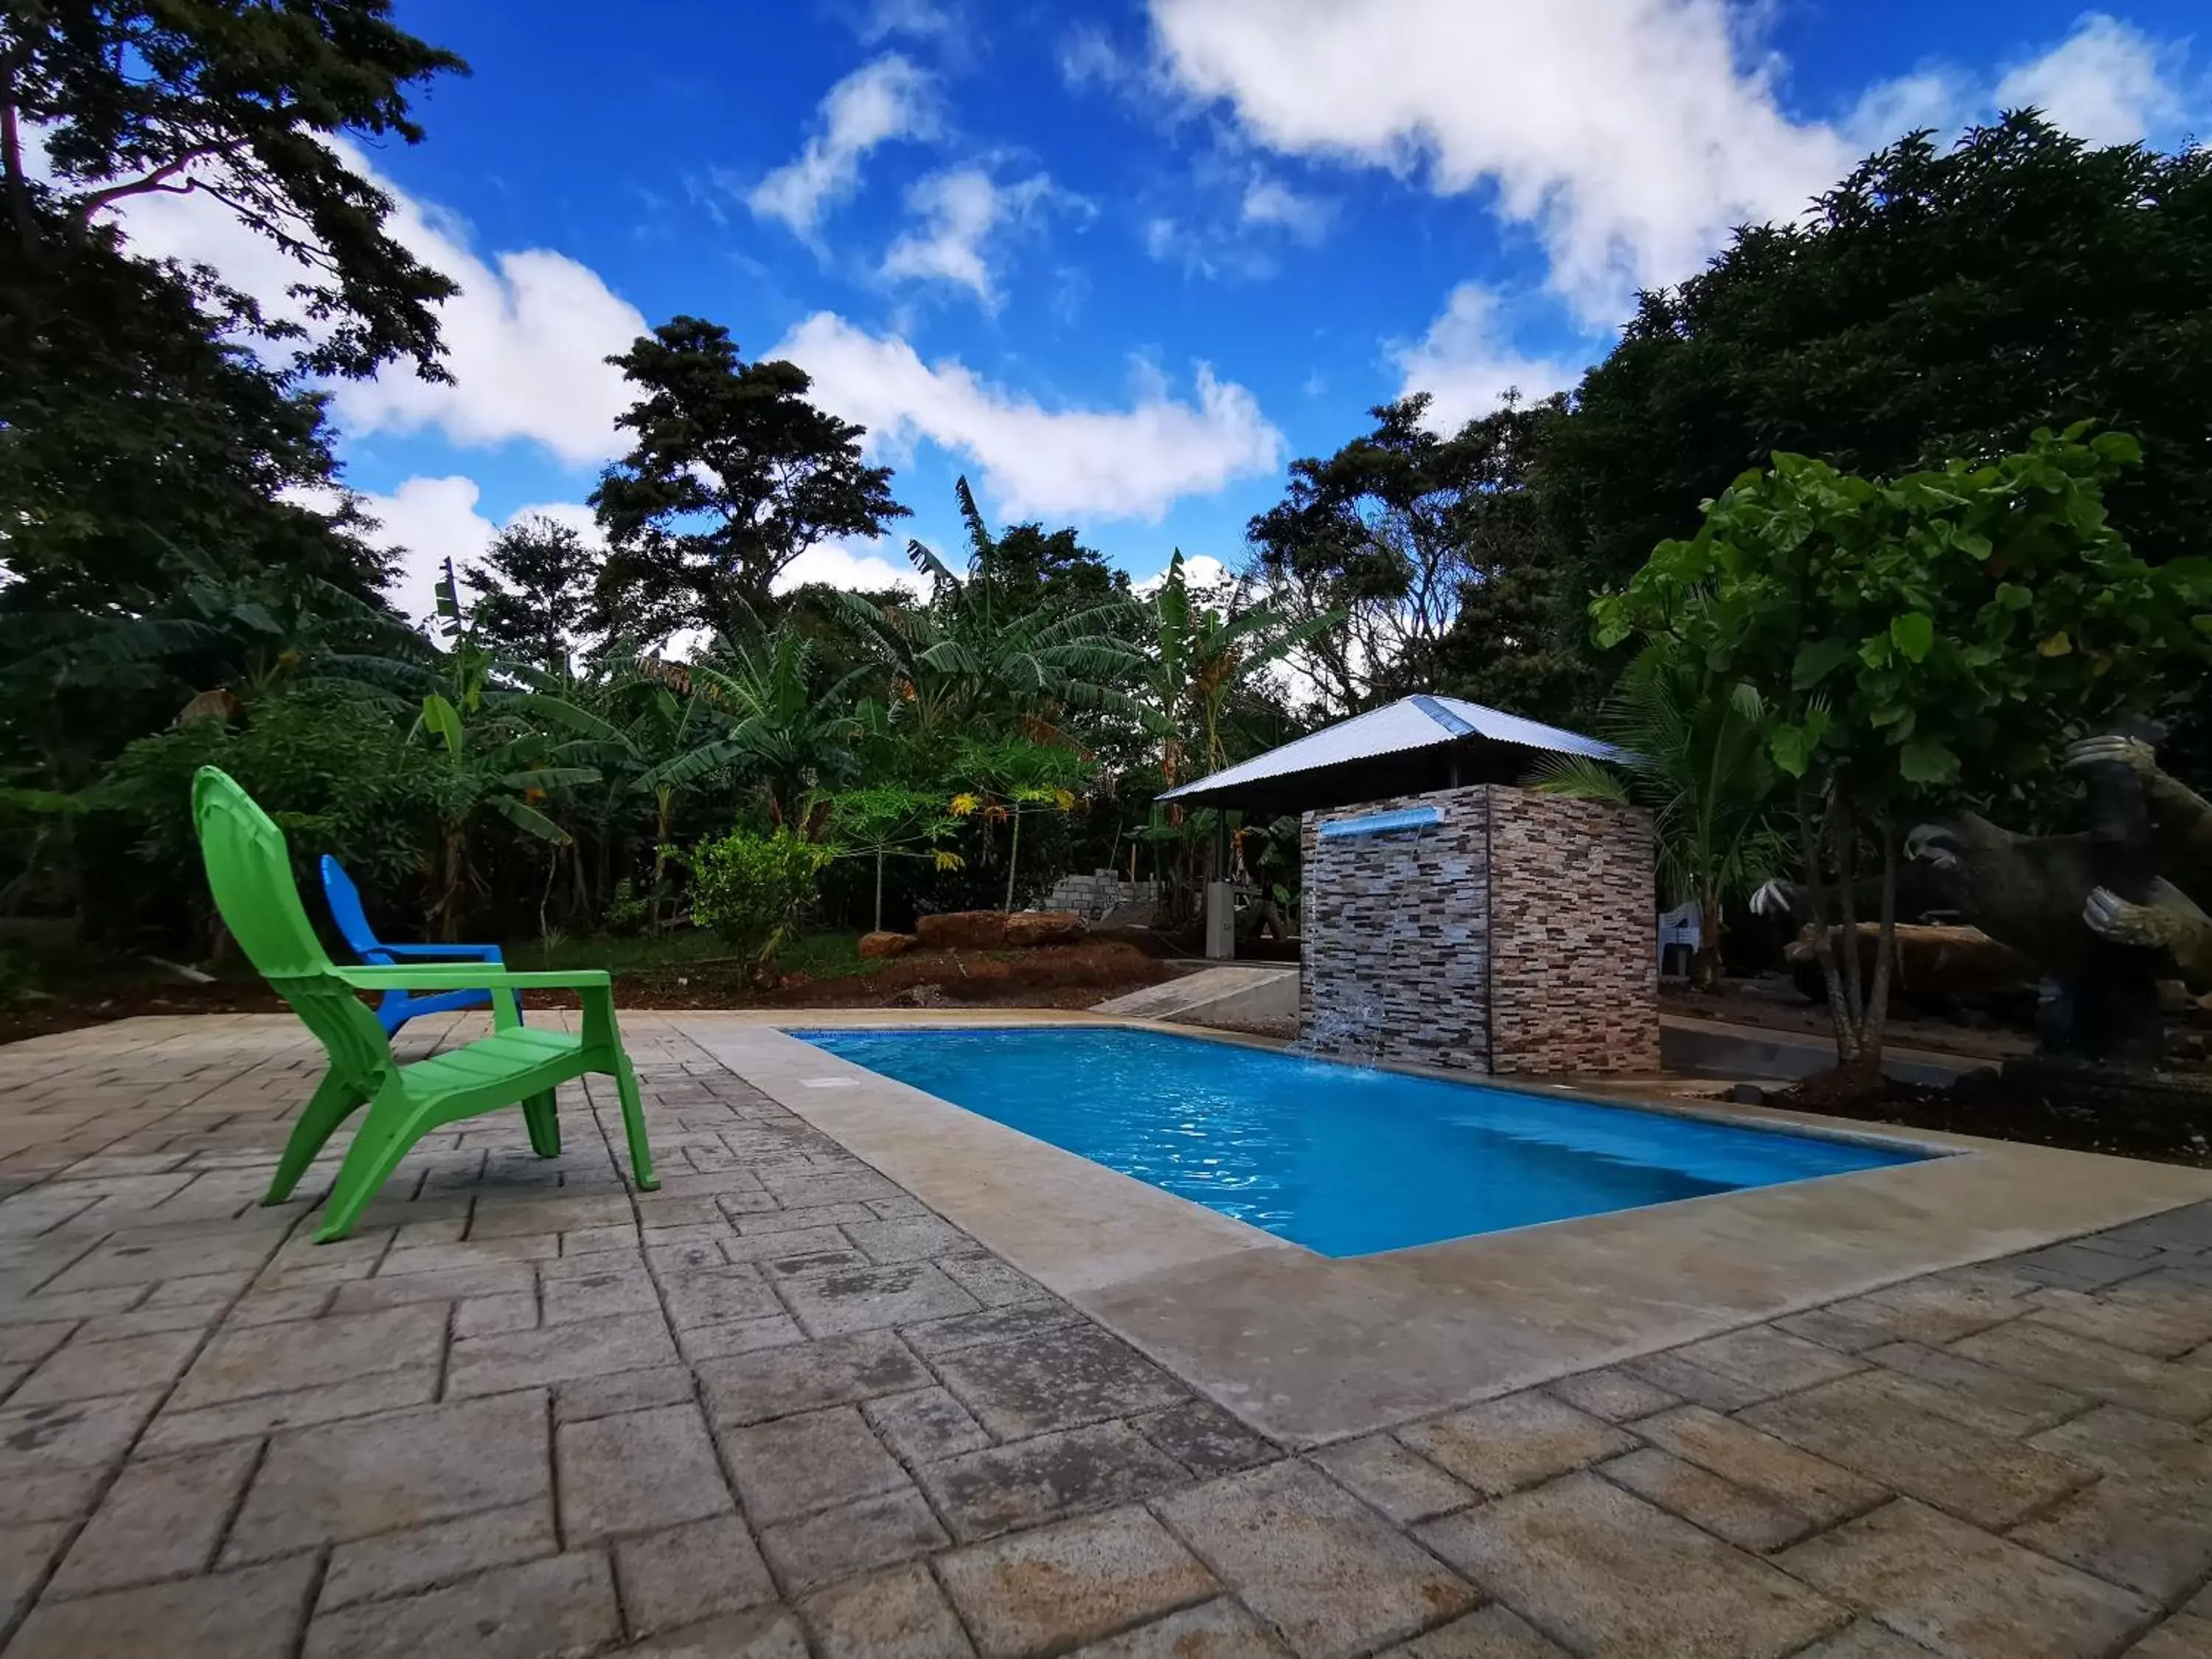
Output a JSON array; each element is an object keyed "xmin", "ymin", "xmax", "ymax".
[{"xmin": 0, "ymin": 1014, "xmax": 2205, "ymax": 1658}]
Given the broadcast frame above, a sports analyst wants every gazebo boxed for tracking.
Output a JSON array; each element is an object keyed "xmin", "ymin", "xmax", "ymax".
[
  {"xmin": 1160, "ymin": 695, "xmax": 1657, "ymax": 1075},
  {"xmin": 1159, "ymin": 695, "xmax": 1619, "ymax": 958}
]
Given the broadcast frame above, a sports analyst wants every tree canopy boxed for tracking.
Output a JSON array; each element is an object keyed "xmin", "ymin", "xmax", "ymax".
[
  {"xmin": 591, "ymin": 318, "xmax": 909, "ymax": 639},
  {"xmin": 1550, "ymin": 116, "xmax": 2212, "ymax": 591}
]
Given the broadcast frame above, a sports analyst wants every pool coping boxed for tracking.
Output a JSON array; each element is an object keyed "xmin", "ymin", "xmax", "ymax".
[{"xmin": 681, "ymin": 1010, "xmax": 2212, "ymax": 1446}]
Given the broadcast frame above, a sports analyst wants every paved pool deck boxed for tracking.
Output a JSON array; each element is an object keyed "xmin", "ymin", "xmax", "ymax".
[{"xmin": 0, "ymin": 1010, "xmax": 2207, "ymax": 1658}]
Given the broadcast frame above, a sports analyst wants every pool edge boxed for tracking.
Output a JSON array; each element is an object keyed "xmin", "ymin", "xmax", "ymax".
[{"xmin": 675, "ymin": 1010, "xmax": 2212, "ymax": 1447}]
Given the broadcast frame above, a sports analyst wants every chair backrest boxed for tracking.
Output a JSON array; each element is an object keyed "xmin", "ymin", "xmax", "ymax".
[
  {"xmin": 319, "ymin": 855, "xmax": 387, "ymax": 961},
  {"xmin": 192, "ymin": 768, "xmax": 393, "ymax": 1087}
]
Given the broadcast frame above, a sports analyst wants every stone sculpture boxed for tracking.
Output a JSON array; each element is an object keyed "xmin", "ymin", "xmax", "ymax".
[{"xmin": 1907, "ymin": 723, "xmax": 2212, "ymax": 1067}]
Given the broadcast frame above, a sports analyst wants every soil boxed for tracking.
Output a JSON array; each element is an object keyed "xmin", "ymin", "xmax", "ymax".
[
  {"xmin": 0, "ymin": 940, "xmax": 1180, "ymax": 1048},
  {"xmin": 1767, "ymin": 1064, "xmax": 2212, "ymax": 1169},
  {"xmin": 1662, "ymin": 976, "xmax": 2032, "ymax": 1062}
]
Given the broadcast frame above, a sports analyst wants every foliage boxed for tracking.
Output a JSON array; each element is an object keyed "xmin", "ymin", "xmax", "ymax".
[
  {"xmin": 1553, "ymin": 116, "xmax": 2212, "ymax": 588},
  {"xmin": 465, "ymin": 516, "xmax": 602, "ymax": 680},
  {"xmin": 1533, "ymin": 655, "xmax": 1790, "ymax": 991},
  {"xmin": 1248, "ymin": 393, "xmax": 1590, "ymax": 721},
  {"xmin": 591, "ymin": 317, "xmax": 908, "ymax": 636},
  {"xmin": 826, "ymin": 787, "xmax": 962, "ymax": 933},
  {"xmin": 835, "ymin": 536, "xmax": 1141, "ymax": 745},
  {"xmin": 95, "ymin": 686, "xmax": 439, "ymax": 945},
  {"xmin": 1594, "ymin": 425, "xmax": 2212, "ymax": 1062},
  {"xmin": 687, "ymin": 827, "xmax": 835, "ymax": 973},
  {"xmin": 941, "ymin": 476, "xmax": 1127, "ymax": 616},
  {"xmin": 4, "ymin": 0, "xmax": 467, "ymax": 381},
  {"xmin": 1138, "ymin": 548, "xmax": 1334, "ymax": 787},
  {"xmin": 946, "ymin": 737, "xmax": 1090, "ymax": 912}
]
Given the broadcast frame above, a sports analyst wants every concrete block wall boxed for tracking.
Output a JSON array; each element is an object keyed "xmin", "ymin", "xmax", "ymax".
[
  {"xmin": 1301, "ymin": 784, "xmax": 1658, "ymax": 1074},
  {"xmin": 1044, "ymin": 870, "xmax": 1163, "ymax": 919}
]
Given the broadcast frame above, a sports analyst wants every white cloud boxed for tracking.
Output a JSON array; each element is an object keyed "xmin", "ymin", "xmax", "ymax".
[
  {"xmin": 324, "ymin": 233, "xmax": 644, "ymax": 468},
  {"xmin": 1240, "ymin": 177, "xmax": 1333, "ymax": 242},
  {"xmin": 747, "ymin": 55, "xmax": 936, "ymax": 239},
  {"xmin": 880, "ymin": 167, "xmax": 1057, "ymax": 308},
  {"xmin": 1133, "ymin": 552, "xmax": 1232, "ymax": 597},
  {"xmin": 98, "ymin": 137, "xmax": 644, "ymax": 468},
  {"xmin": 1060, "ymin": 25, "xmax": 1146, "ymax": 94},
  {"xmin": 773, "ymin": 312, "xmax": 1284, "ymax": 522},
  {"xmin": 1148, "ymin": 0, "xmax": 1851, "ymax": 324},
  {"xmin": 1389, "ymin": 283, "xmax": 1583, "ymax": 431},
  {"xmin": 1994, "ymin": 14, "xmax": 2189, "ymax": 146},
  {"xmin": 349, "ymin": 477, "xmax": 600, "ymax": 628},
  {"xmin": 851, "ymin": 0, "xmax": 957, "ymax": 43},
  {"xmin": 776, "ymin": 535, "xmax": 931, "ymax": 598},
  {"xmin": 1148, "ymin": 4, "xmax": 2207, "ymax": 325}
]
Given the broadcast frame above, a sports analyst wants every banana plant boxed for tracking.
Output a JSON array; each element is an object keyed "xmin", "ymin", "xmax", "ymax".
[{"xmin": 408, "ymin": 563, "xmax": 602, "ymax": 936}]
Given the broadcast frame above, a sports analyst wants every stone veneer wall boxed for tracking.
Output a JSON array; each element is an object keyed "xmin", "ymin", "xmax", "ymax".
[{"xmin": 1301, "ymin": 784, "xmax": 1658, "ymax": 1074}]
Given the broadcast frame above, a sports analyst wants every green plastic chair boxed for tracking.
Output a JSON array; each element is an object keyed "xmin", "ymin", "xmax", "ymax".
[{"xmin": 191, "ymin": 765, "xmax": 658, "ymax": 1242}]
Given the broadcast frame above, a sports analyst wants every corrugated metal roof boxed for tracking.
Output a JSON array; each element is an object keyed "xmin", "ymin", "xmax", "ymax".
[{"xmin": 1157, "ymin": 695, "xmax": 1616, "ymax": 803}]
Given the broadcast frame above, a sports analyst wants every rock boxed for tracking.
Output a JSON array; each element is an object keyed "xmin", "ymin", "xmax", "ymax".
[
  {"xmin": 857, "ymin": 932, "xmax": 917, "ymax": 959},
  {"xmin": 1004, "ymin": 911, "xmax": 1085, "ymax": 947},
  {"xmin": 1787, "ymin": 922, "xmax": 2035, "ymax": 1018},
  {"xmin": 915, "ymin": 911, "xmax": 1008, "ymax": 950},
  {"xmin": 886, "ymin": 985, "xmax": 950, "ymax": 1009}
]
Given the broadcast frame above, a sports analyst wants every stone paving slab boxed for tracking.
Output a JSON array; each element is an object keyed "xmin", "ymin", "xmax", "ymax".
[{"xmin": 0, "ymin": 1012, "xmax": 2207, "ymax": 1658}]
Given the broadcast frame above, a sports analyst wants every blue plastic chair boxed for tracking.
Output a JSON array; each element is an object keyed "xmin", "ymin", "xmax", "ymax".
[{"xmin": 319, "ymin": 856, "xmax": 517, "ymax": 1036}]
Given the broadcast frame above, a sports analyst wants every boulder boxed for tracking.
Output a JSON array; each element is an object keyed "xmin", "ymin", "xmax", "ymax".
[
  {"xmin": 1005, "ymin": 910, "xmax": 1086, "ymax": 947},
  {"xmin": 1787, "ymin": 922, "xmax": 2036, "ymax": 1018},
  {"xmin": 915, "ymin": 910, "xmax": 1009, "ymax": 950},
  {"xmin": 857, "ymin": 931, "xmax": 917, "ymax": 959}
]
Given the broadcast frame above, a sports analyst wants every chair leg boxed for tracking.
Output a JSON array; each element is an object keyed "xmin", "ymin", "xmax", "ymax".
[
  {"xmin": 613, "ymin": 1057, "xmax": 658, "ymax": 1192},
  {"xmin": 264, "ymin": 1071, "xmax": 366, "ymax": 1206},
  {"xmin": 521, "ymin": 1089, "xmax": 560, "ymax": 1157},
  {"xmin": 314, "ymin": 1090, "xmax": 427, "ymax": 1244}
]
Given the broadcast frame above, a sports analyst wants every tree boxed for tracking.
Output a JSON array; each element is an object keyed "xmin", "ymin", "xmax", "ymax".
[
  {"xmin": 1249, "ymin": 394, "xmax": 1572, "ymax": 717},
  {"xmin": 1138, "ymin": 549, "xmax": 1332, "ymax": 788},
  {"xmin": 591, "ymin": 317, "xmax": 908, "ymax": 636},
  {"xmin": 942, "ymin": 476, "xmax": 1127, "ymax": 617},
  {"xmin": 826, "ymin": 787, "xmax": 962, "ymax": 933},
  {"xmin": 834, "ymin": 518, "xmax": 1142, "ymax": 742},
  {"xmin": 4, "ymin": 0, "xmax": 465, "ymax": 380},
  {"xmin": 411, "ymin": 566, "xmax": 599, "ymax": 936},
  {"xmin": 1427, "ymin": 400, "xmax": 1604, "ymax": 728},
  {"xmin": 1532, "ymin": 655, "xmax": 1789, "ymax": 992},
  {"xmin": 686, "ymin": 611, "xmax": 860, "ymax": 834},
  {"xmin": 1551, "ymin": 117, "xmax": 2212, "ymax": 595},
  {"xmin": 465, "ymin": 515, "xmax": 602, "ymax": 679},
  {"xmin": 1593, "ymin": 426, "xmax": 2212, "ymax": 1074},
  {"xmin": 947, "ymin": 737, "xmax": 1089, "ymax": 912},
  {"xmin": 1, "ymin": 227, "xmax": 387, "ymax": 608}
]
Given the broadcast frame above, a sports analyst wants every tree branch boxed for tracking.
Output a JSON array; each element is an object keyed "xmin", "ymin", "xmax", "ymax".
[
  {"xmin": 1, "ymin": 66, "xmax": 36, "ymax": 251},
  {"xmin": 71, "ymin": 142, "xmax": 234, "ymax": 225}
]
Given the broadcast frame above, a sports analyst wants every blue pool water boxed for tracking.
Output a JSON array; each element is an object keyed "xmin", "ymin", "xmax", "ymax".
[{"xmin": 791, "ymin": 1027, "xmax": 1929, "ymax": 1257}]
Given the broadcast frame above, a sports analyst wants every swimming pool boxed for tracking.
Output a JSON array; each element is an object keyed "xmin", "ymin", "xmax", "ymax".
[{"xmin": 789, "ymin": 1026, "xmax": 1931, "ymax": 1257}]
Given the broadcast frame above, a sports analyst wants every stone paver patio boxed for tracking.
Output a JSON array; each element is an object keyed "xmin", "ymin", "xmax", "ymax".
[{"xmin": 0, "ymin": 1012, "xmax": 2208, "ymax": 1658}]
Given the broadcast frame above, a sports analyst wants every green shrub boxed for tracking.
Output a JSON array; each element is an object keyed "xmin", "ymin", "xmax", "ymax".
[
  {"xmin": 688, "ymin": 829, "xmax": 834, "ymax": 975},
  {"xmin": 93, "ymin": 689, "xmax": 440, "ymax": 949}
]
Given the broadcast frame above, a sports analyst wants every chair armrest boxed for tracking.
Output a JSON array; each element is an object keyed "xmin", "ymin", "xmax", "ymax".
[
  {"xmin": 335, "ymin": 967, "xmax": 610, "ymax": 992},
  {"xmin": 371, "ymin": 942, "xmax": 507, "ymax": 962}
]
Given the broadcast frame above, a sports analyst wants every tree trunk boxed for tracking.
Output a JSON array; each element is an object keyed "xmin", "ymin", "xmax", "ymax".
[
  {"xmin": 1834, "ymin": 796, "xmax": 1866, "ymax": 1034},
  {"xmin": 874, "ymin": 849, "xmax": 886, "ymax": 934},
  {"xmin": 1863, "ymin": 811, "xmax": 1900, "ymax": 1063},
  {"xmin": 1688, "ymin": 879, "xmax": 1725, "ymax": 992},
  {"xmin": 1003, "ymin": 810, "xmax": 1021, "ymax": 913},
  {"xmin": 1797, "ymin": 790, "xmax": 1860, "ymax": 1063}
]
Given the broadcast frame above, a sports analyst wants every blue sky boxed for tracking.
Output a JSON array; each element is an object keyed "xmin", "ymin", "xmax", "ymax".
[{"xmin": 125, "ymin": 1, "xmax": 2211, "ymax": 622}]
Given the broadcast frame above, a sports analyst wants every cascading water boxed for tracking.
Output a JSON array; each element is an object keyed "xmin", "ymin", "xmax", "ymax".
[{"xmin": 1298, "ymin": 807, "xmax": 1439, "ymax": 1068}]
